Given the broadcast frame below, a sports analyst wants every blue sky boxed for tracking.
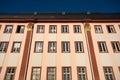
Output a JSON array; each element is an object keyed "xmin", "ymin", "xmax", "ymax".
[{"xmin": 0, "ymin": 0, "xmax": 120, "ymax": 13}]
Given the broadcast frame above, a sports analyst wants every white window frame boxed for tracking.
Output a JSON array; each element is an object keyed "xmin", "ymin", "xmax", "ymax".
[
  {"xmin": 62, "ymin": 67, "xmax": 71, "ymax": 80},
  {"xmin": 77, "ymin": 67, "xmax": 87, "ymax": 80}
]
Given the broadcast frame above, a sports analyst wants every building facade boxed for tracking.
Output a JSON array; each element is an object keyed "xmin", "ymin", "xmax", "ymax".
[{"xmin": 0, "ymin": 13, "xmax": 120, "ymax": 80}]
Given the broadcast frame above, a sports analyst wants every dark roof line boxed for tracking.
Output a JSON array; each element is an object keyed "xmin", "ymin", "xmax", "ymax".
[{"xmin": 0, "ymin": 12, "xmax": 120, "ymax": 19}]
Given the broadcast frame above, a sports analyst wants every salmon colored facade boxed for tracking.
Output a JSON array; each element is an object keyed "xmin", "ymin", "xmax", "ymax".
[{"xmin": 0, "ymin": 13, "xmax": 120, "ymax": 80}]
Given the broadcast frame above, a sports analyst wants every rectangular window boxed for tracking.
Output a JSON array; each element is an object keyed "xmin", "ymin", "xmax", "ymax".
[
  {"xmin": 0, "ymin": 25, "xmax": 1, "ymax": 30},
  {"xmin": 48, "ymin": 42, "xmax": 57, "ymax": 53},
  {"xmin": 62, "ymin": 42, "xmax": 70, "ymax": 53},
  {"xmin": 77, "ymin": 67, "xmax": 87, "ymax": 80},
  {"xmin": 94, "ymin": 25, "xmax": 103, "ymax": 33},
  {"xmin": 4, "ymin": 25, "xmax": 13, "ymax": 33},
  {"xmin": 0, "ymin": 67, "xmax": 2, "ymax": 73},
  {"xmin": 11, "ymin": 42, "xmax": 21, "ymax": 53},
  {"xmin": 75, "ymin": 42, "xmax": 84, "ymax": 53},
  {"xmin": 111, "ymin": 41, "xmax": 120, "ymax": 53},
  {"xmin": 98, "ymin": 42, "xmax": 108, "ymax": 53},
  {"xmin": 5, "ymin": 67, "xmax": 16, "ymax": 80},
  {"xmin": 103, "ymin": 67, "xmax": 115, "ymax": 80},
  {"xmin": 37, "ymin": 25, "xmax": 45, "ymax": 33},
  {"xmin": 107, "ymin": 25, "xmax": 116, "ymax": 33},
  {"xmin": 34, "ymin": 42, "xmax": 43, "ymax": 53},
  {"xmin": 16, "ymin": 25, "xmax": 24, "ymax": 33},
  {"xmin": 31, "ymin": 67, "xmax": 41, "ymax": 80},
  {"xmin": 49, "ymin": 25, "xmax": 57, "ymax": 33},
  {"xmin": 61, "ymin": 25, "xmax": 69, "ymax": 33},
  {"xmin": 0, "ymin": 42, "xmax": 9, "ymax": 53},
  {"xmin": 62, "ymin": 67, "xmax": 71, "ymax": 80},
  {"xmin": 47, "ymin": 67, "xmax": 56, "ymax": 80},
  {"xmin": 74, "ymin": 25, "xmax": 81, "ymax": 33}
]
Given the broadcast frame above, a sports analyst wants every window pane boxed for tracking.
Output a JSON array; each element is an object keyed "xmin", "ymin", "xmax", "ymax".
[
  {"xmin": 47, "ymin": 67, "xmax": 56, "ymax": 80},
  {"xmin": 98, "ymin": 42, "xmax": 107, "ymax": 52},
  {"xmin": 16, "ymin": 26, "xmax": 24, "ymax": 33},
  {"xmin": 104, "ymin": 67, "xmax": 115, "ymax": 80},
  {"xmin": 77, "ymin": 67, "xmax": 87, "ymax": 80},
  {"xmin": 37, "ymin": 25, "xmax": 44, "ymax": 33},
  {"xmin": 0, "ymin": 42, "xmax": 8, "ymax": 52},
  {"xmin": 62, "ymin": 25, "xmax": 68, "ymax": 33},
  {"xmin": 5, "ymin": 67, "xmax": 16, "ymax": 80},
  {"xmin": 74, "ymin": 25, "xmax": 81, "ymax": 33},
  {"xmin": 62, "ymin": 67, "xmax": 71, "ymax": 80},
  {"xmin": 50, "ymin": 25, "xmax": 57, "ymax": 33},
  {"xmin": 5, "ymin": 26, "xmax": 13, "ymax": 33},
  {"xmin": 111, "ymin": 42, "xmax": 120, "ymax": 52},
  {"xmin": 48, "ymin": 42, "xmax": 56, "ymax": 53},
  {"xmin": 62, "ymin": 42, "xmax": 70, "ymax": 53},
  {"xmin": 31, "ymin": 68, "xmax": 41, "ymax": 80},
  {"xmin": 95, "ymin": 25, "xmax": 102, "ymax": 33},
  {"xmin": 12, "ymin": 42, "xmax": 21, "ymax": 52},
  {"xmin": 35, "ymin": 42, "xmax": 43, "ymax": 53},
  {"xmin": 107, "ymin": 25, "xmax": 115, "ymax": 33},
  {"xmin": 75, "ymin": 42, "xmax": 83, "ymax": 53}
]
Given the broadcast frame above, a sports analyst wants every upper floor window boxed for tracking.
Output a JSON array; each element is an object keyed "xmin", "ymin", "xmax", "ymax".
[
  {"xmin": 62, "ymin": 67, "xmax": 71, "ymax": 80},
  {"xmin": 111, "ymin": 41, "xmax": 120, "ymax": 53},
  {"xmin": 0, "ymin": 42, "xmax": 9, "ymax": 53},
  {"xmin": 98, "ymin": 42, "xmax": 108, "ymax": 53},
  {"xmin": 94, "ymin": 25, "xmax": 103, "ymax": 33},
  {"xmin": 75, "ymin": 42, "xmax": 84, "ymax": 53},
  {"xmin": 106, "ymin": 25, "xmax": 116, "ymax": 33},
  {"xmin": 16, "ymin": 25, "xmax": 24, "ymax": 33},
  {"xmin": 31, "ymin": 67, "xmax": 41, "ymax": 80},
  {"xmin": 74, "ymin": 25, "xmax": 81, "ymax": 33},
  {"xmin": 37, "ymin": 25, "xmax": 45, "ymax": 33},
  {"xmin": 77, "ymin": 67, "xmax": 87, "ymax": 80},
  {"xmin": 5, "ymin": 67, "xmax": 16, "ymax": 80},
  {"xmin": 4, "ymin": 25, "xmax": 13, "ymax": 33},
  {"xmin": 49, "ymin": 25, "xmax": 57, "ymax": 33},
  {"xmin": 48, "ymin": 42, "xmax": 57, "ymax": 53},
  {"xmin": 34, "ymin": 41, "xmax": 43, "ymax": 53},
  {"xmin": 47, "ymin": 67, "xmax": 56, "ymax": 80},
  {"xmin": 0, "ymin": 25, "xmax": 1, "ymax": 30},
  {"xmin": 61, "ymin": 25, "xmax": 69, "ymax": 33},
  {"xmin": 11, "ymin": 42, "xmax": 21, "ymax": 53},
  {"xmin": 62, "ymin": 42, "xmax": 70, "ymax": 53},
  {"xmin": 103, "ymin": 67, "xmax": 115, "ymax": 80}
]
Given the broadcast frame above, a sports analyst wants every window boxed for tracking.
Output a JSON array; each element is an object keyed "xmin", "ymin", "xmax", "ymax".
[
  {"xmin": 0, "ymin": 67, "xmax": 2, "ymax": 73},
  {"xmin": 103, "ymin": 67, "xmax": 115, "ymax": 80},
  {"xmin": 37, "ymin": 25, "xmax": 45, "ymax": 33},
  {"xmin": 11, "ymin": 42, "xmax": 21, "ymax": 53},
  {"xmin": 47, "ymin": 67, "xmax": 56, "ymax": 80},
  {"xmin": 31, "ymin": 67, "xmax": 41, "ymax": 80},
  {"xmin": 0, "ymin": 42, "xmax": 9, "ymax": 53},
  {"xmin": 75, "ymin": 42, "xmax": 84, "ymax": 53},
  {"xmin": 94, "ymin": 25, "xmax": 103, "ymax": 33},
  {"xmin": 49, "ymin": 25, "xmax": 57, "ymax": 33},
  {"xmin": 111, "ymin": 41, "xmax": 120, "ymax": 53},
  {"xmin": 16, "ymin": 25, "xmax": 24, "ymax": 33},
  {"xmin": 48, "ymin": 42, "xmax": 57, "ymax": 53},
  {"xmin": 62, "ymin": 42, "xmax": 70, "ymax": 53},
  {"xmin": 62, "ymin": 67, "xmax": 71, "ymax": 80},
  {"xmin": 61, "ymin": 25, "xmax": 69, "ymax": 33},
  {"xmin": 4, "ymin": 25, "xmax": 13, "ymax": 33},
  {"xmin": 77, "ymin": 67, "xmax": 87, "ymax": 80},
  {"xmin": 74, "ymin": 25, "xmax": 81, "ymax": 33},
  {"xmin": 5, "ymin": 67, "xmax": 16, "ymax": 80},
  {"xmin": 34, "ymin": 42, "xmax": 43, "ymax": 53},
  {"xmin": 107, "ymin": 25, "xmax": 116, "ymax": 33},
  {"xmin": 98, "ymin": 42, "xmax": 108, "ymax": 53}
]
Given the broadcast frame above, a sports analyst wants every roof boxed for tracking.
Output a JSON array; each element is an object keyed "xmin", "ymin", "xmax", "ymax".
[{"xmin": 0, "ymin": 12, "xmax": 120, "ymax": 19}]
